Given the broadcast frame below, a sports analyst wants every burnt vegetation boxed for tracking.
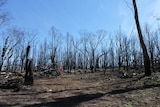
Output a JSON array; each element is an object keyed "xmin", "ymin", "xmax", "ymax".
[
  {"xmin": 0, "ymin": 0, "xmax": 160, "ymax": 77},
  {"xmin": 0, "ymin": 0, "xmax": 160, "ymax": 106}
]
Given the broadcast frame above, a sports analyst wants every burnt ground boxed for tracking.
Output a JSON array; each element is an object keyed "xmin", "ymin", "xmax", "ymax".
[{"xmin": 0, "ymin": 69, "xmax": 160, "ymax": 107}]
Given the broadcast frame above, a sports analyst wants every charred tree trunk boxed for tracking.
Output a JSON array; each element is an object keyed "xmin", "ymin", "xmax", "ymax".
[
  {"xmin": 150, "ymin": 49, "xmax": 155, "ymax": 72},
  {"xmin": 24, "ymin": 46, "xmax": 34, "ymax": 85},
  {"xmin": 118, "ymin": 56, "xmax": 122, "ymax": 70},
  {"xmin": 24, "ymin": 59, "xmax": 34, "ymax": 85},
  {"xmin": 0, "ymin": 38, "xmax": 8, "ymax": 71},
  {"xmin": 0, "ymin": 57, "xmax": 4, "ymax": 71},
  {"xmin": 132, "ymin": 0, "xmax": 151, "ymax": 76},
  {"xmin": 103, "ymin": 52, "xmax": 107, "ymax": 74}
]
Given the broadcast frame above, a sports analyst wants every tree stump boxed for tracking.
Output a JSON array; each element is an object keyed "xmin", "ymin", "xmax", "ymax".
[{"xmin": 24, "ymin": 59, "xmax": 34, "ymax": 85}]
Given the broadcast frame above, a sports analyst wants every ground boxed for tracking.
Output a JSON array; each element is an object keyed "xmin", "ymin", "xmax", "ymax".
[{"xmin": 0, "ymin": 69, "xmax": 160, "ymax": 107}]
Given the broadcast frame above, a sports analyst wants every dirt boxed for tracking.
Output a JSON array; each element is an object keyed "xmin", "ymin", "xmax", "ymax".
[{"xmin": 0, "ymin": 70, "xmax": 160, "ymax": 107}]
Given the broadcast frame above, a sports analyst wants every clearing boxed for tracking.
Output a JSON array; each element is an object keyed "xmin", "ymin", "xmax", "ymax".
[{"xmin": 0, "ymin": 70, "xmax": 160, "ymax": 107}]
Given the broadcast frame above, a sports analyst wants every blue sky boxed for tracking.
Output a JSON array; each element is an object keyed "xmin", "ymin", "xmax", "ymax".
[{"xmin": 4, "ymin": 0, "xmax": 160, "ymax": 42}]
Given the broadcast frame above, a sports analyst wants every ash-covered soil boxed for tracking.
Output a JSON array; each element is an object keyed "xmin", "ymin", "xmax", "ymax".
[{"xmin": 0, "ymin": 70, "xmax": 160, "ymax": 107}]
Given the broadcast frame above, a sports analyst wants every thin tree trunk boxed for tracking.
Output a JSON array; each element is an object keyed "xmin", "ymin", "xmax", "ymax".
[{"xmin": 132, "ymin": 0, "xmax": 151, "ymax": 76}]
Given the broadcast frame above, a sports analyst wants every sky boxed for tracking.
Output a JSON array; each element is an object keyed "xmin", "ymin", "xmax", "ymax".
[{"xmin": 3, "ymin": 0, "xmax": 160, "ymax": 42}]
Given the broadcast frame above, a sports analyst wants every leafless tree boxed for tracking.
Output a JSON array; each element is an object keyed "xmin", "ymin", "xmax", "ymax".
[
  {"xmin": 0, "ymin": 0, "xmax": 9, "ymax": 27},
  {"xmin": 37, "ymin": 40, "xmax": 49, "ymax": 69},
  {"xmin": 123, "ymin": 37, "xmax": 130, "ymax": 71},
  {"xmin": 79, "ymin": 31, "xmax": 90, "ymax": 70},
  {"xmin": 72, "ymin": 38, "xmax": 81, "ymax": 69},
  {"xmin": 49, "ymin": 26, "xmax": 62, "ymax": 69},
  {"xmin": 101, "ymin": 47, "xmax": 108, "ymax": 74},
  {"xmin": 88, "ymin": 30, "xmax": 105, "ymax": 72},
  {"xmin": 0, "ymin": 36, "xmax": 9, "ymax": 71},
  {"xmin": 0, "ymin": 27, "xmax": 24, "ymax": 71},
  {"xmin": 153, "ymin": 29, "xmax": 160, "ymax": 64},
  {"xmin": 130, "ymin": 36, "xmax": 138, "ymax": 69},
  {"xmin": 0, "ymin": 0, "xmax": 9, "ymax": 71},
  {"xmin": 132, "ymin": 0, "xmax": 151, "ymax": 76},
  {"xmin": 144, "ymin": 24, "xmax": 155, "ymax": 72},
  {"xmin": 115, "ymin": 29, "xmax": 124, "ymax": 70},
  {"xmin": 63, "ymin": 32, "xmax": 73, "ymax": 72},
  {"xmin": 108, "ymin": 37, "xmax": 115, "ymax": 71}
]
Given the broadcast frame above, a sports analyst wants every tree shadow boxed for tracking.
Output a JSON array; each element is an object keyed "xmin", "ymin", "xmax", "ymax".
[
  {"xmin": 23, "ymin": 93, "xmax": 104, "ymax": 107},
  {"xmin": 23, "ymin": 83, "xmax": 160, "ymax": 107},
  {"xmin": 1, "ymin": 86, "xmax": 101, "ymax": 97},
  {"xmin": 0, "ymin": 103, "xmax": 17, "ymax": 107},
  {"xmin": 2, "ymin": 79, "xmax": 160, "ymax": 107},
  {"xmin": 108, "ymin": 84, "xmax": 160, "ymax": 95},
  {"xmin": 110, "ymin": 75, "xmax": 145, "ymax": 86}
]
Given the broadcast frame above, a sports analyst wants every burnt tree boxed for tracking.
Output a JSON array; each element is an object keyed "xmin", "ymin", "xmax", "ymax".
[
  {"xmin": 132, "ymin": 0, "xmax": 151, "ymax": 76},
  {"xmin": 24, "ymin": 46, "xmax": 34, "ymax": 85}
]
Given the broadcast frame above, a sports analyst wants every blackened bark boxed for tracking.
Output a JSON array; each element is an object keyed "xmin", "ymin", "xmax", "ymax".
[
  {"xmin": 24, "ymin": 46, "xmax": 34, "ymax": 85},
  {"xmin": 24, "ymin": 59, "xmax": 34, "ymax": 85},
  {"xmin": 0, "ymin": 58, "xmax": 4, "ymax": 71},
  {"xmin": 132, "ymin": 0, "xmax": 151, "ymax": 76},
  {"xmin": 150, "ymin": 50, "xmax": 155, "ymax": 72}
]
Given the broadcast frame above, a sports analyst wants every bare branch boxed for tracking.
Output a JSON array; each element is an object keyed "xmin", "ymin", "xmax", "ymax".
[
  {"xmin": 153, "ymin": 15, "xmax": 160, "ymax": 20},
  {"xmin": 0, "ymin": 0, "xmax": 9, "ymax": 27},
  {"xmin": 123, "ymin": 0, "xmax": 134, "ymax": 14}
]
